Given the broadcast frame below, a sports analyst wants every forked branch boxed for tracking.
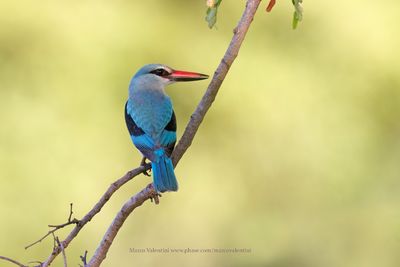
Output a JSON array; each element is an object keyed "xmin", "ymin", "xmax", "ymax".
[
  {"xmin": 0, "ymin": 0, "xmax": 261, "ymax": 266},
  {"xmin": 87, "ymin": 0, "xmax": 262, "ymax": 266}
]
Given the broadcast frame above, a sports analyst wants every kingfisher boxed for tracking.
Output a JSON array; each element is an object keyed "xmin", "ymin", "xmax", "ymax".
[{"xmin": 125, "ymin": 64, "xmax": 209, "ymax": 192}]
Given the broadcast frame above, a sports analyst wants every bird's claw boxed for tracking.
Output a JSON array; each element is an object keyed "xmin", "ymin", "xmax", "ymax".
[
  {"xmin": 140, "ymin": 157, "xmax": 151, "ymax": 176},
  {"xmin": 150, "ymin": 192, "xmax": 162, "ymax": 205}
]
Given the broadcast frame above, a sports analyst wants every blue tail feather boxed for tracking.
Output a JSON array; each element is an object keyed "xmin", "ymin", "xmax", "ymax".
[{"xmin": 152, "ymin": 150, "xmax": 178, "ymax": 192}]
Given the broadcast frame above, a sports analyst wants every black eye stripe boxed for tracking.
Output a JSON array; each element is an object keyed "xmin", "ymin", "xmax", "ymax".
[{"xmin": 150, "ymin": 68, "xmax": 170, "ymax": 77}]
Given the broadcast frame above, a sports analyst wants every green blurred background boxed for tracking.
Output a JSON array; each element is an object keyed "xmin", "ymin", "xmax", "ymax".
[{"xmin": 1, "ymin": 0, "xmax": 399, "ymax": 266}]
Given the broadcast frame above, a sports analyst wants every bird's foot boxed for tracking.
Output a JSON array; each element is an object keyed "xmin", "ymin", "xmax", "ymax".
[
  {"xmin": 149, "ymin": 184, "xmax": 162, "ymax": 205},
  {"xmin": 150, "ymin": 192, "xmax": 162, "ymax": 205},
  {"xmin": 140, "ymin": 157, "xmax": 151, "ymax": 176}
]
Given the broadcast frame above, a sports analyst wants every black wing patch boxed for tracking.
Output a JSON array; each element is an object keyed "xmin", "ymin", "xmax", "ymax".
[
  {"xmin": 164, "ymin": 110, "xmax": 177, "ymax": 157},
  {"xmin": 165, "ymin": 110, "xmax": 177, "ymax": 132},
  {"xmin": 125, "ymin": 102, "xmax": 145, "ymax": 137}
]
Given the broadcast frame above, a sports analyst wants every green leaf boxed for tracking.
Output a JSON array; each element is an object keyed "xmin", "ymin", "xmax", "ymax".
[
  {"xmin": 292, "ymin": 12, "xmax": 299, "ymax": 29},
  {"xmin": 205, "ymin": 0, "xmax": 222, "ymax": 29},
  {"xmin": 291, "ymin": 0, "xmax": 303, "ymax": 29}
]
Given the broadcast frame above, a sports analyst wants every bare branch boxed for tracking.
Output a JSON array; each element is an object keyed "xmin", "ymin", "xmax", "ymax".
[
  {"xmin": 14, "ymin": 1, "xmax": 261, "ymax": 266},
  {"xmin": 79, "ymin": 251, "xmax": 88, "ymax": 267},
  {"xmin": 67, "ymin": 203, "xmax": 73, "ymax": 222},
  {"xmin": 87, "ymin": 184, "xmax": 158, "ymax": 266},
  {"xmin": 171, "ymin": 0, "xmax": 262, "ymax": 166},
  {"xmin": 0, "ymin": 256, "xmax": 28, "ymax": 267},
  {"xmin": 87, "ymin": 1, "xmax": 262, "ymax": 266},
  {"xmin": 39, "ymin": 164, "xmax": 150, "ymax": 267},
  {"xmin": 25, "ymin": 203, "xmax": 79, "ymax": 250},
  {"xmin": 55, "ymin": 237, "xmax": 67, "ymax": 267}
]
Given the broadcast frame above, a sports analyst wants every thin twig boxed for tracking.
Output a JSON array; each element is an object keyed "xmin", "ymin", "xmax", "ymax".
[
  {"xmin": 25, "ymin": 204, "xmax": 80, "ymax": 250},
  {"xmin": 67, "ymin": 203, "xmax": 73, "ymax": 222},
  {"xmin": 0, "ymin": 256, "xmax": 28, "ymax": 267},
  {"xmin": 39, "ymin": 164, "xmax": 150, "ymax": 267},
  {"xmin": 55, "ymin": 237, "xmax": 67, "ymax": 267},
  {"xmin": 79, "ymin": 250, "xmax": 88, "ymax": 267},
  {"xmin": 87, "ymin": 1, "xmax": 262, "ymax": 266}
]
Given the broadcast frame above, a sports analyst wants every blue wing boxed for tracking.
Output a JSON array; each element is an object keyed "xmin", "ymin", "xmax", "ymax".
[
  {"xmin": 125, "ymin": 101, "xmax": 176, "ymax": 160},
  {"xmin": 128, "ymin": 90, "xmax": 173, "ymax": 139}
]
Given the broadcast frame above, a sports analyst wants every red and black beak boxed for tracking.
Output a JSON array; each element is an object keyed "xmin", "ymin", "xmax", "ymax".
[{"xmin": 168, "ymin": 70, "xmax": 209, "ymax": 82}]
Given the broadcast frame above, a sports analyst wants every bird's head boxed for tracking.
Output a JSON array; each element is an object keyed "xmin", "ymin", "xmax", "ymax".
[{"xmin": 131, "ymin": 64, "xmax": 209, "ymax": 89}]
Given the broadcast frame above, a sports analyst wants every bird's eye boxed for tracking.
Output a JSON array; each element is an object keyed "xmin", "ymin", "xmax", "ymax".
[{"xmin": 150, "ymin": 68, "xmax": 170, "ymax": 77}]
